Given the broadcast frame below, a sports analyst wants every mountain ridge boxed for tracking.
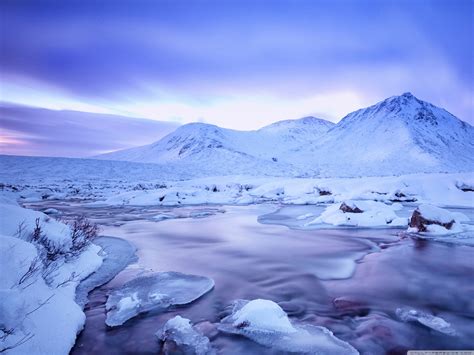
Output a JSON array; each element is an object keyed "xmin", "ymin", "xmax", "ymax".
[{"xmin": 96, "ymin": 93, "xmax": 474, "ymax": 177}]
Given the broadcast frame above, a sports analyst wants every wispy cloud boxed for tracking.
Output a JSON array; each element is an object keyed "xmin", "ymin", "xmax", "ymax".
[{"xmin": 0, "ymin": 103, "xmax": 179, "ymax": 157}]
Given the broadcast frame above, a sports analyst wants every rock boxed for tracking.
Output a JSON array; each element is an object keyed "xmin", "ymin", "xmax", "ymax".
[
  {"xmin": 409, "ymin": 206, "xmax": 454, "ymax": 232},
  {"xmin": 339, "ymin": 202, "xmax": 363, "ymax": 213},
  {"xmin": 318, "ymin": 188, "xmax": 332, "ymax": 196}
]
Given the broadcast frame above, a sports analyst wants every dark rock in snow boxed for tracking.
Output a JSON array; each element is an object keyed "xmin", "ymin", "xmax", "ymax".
[
  {"xmin": 339, "ymin": 202, "xmax": 363, "ymax": 213},
  {"xmin": 409, "ymin": 209, "xmax": 454, "ymax": 232}
]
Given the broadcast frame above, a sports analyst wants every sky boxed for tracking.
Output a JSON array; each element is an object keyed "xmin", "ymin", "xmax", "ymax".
[
  {"xmin": 0, "ymin": 102, "xmax": 178, "ymax": 157},
  {"xmin": 0, "ymin": 0, "xmax": 473, "ymax": 156}
]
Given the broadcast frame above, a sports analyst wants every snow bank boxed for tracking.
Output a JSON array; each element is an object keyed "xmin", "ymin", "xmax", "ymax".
[
  {"xmin": 157, "ymin": 316, "xmax": 215, "ymax": 355},
  {"xmin": 0, "ymin": 236, "xmax": 102, "ymax": 354},
  {"xmin": 105, "ymin": 272, "xmax": 214, "ymax": 327},
  {"xmin": 0, "ymin": 193, "xmax": 103, "ymax": 354},
  {"xmin": 0, "ymin": 201, "xmax": 72, "ymax": 252},
  {"xmin": 218, "ymin": 299, "xmax": 358, "ymax": 354},
  {"xmin": 306, "ymin": 200, "xmax": 407, "ymax": 227}
]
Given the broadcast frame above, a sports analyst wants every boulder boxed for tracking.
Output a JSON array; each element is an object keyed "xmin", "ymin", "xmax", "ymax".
[
  {"xmin": 339, "ymin": 202, "xmax": 363, "ymax": 213},
  {"xmin": 409, "ymin": 206, "xmax": 455, "ymax": 232}
]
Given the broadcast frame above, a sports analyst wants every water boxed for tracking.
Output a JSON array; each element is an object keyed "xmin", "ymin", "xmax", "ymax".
[{"xmin": 28, "ymin": 202, "xmax": 474, "ymax": 354}]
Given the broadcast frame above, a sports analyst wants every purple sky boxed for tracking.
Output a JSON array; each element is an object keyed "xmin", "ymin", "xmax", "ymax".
[{"xmin": 0, "ymin": 0, "xmax": 473, "ymax": 156}]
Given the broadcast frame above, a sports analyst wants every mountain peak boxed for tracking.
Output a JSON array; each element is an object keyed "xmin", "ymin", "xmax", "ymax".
[{"xmin": 401, "ymin": 92, "xmax": 415, "ymax": 99}]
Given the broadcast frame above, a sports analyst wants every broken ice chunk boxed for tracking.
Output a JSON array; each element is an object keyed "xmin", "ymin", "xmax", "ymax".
[
  {"xmin": 157, "ymin": 316, "xmax": 215, "ymax": 355},
  {"xmin": 296, "ymin": 213, "xmax": 314, "ymax": 220},
  {"xmin": 105, "ymin": 272, "xmax": 214, "ymax": 327},
  {"xmin": 218, "ymin": 299, "xmax": 359, "ymax": 354},
  {"xmin": 152, "ymin": 213, "xmax": 176, "ymax": 221},
  {"xmin": 396, "ymin": 308, "xmax": 457, "ymax": 336}
]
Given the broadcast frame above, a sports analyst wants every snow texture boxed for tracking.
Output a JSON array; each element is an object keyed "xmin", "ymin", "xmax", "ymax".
[
  {"xmin": 105, "ymin": 272, "xmax": 214, "ymax": 327},
  {"xmin": 218, "ymin": 299, "xmax": 359, "ymax": 354},
  {"xmin": 157, "ymin": 316, "xmax": 215, "ymax": 355}
]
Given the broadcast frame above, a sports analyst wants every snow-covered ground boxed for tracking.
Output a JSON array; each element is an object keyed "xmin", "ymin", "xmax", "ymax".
[
  {"xmin": 3, "ymin": 169, "xmax": 471, "ymax": 209},
  {"xmin": 0, "ymin": 193, "xmax": 103, "ymax": 354}
]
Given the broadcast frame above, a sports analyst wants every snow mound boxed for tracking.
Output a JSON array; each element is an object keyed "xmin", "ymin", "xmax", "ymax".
[
  {"xmin": 307, "ymin": 200, "xmax": 406, "ymax": 227},
  {"xmin": 408, "ymin": 204, "xmax": 466, "ymax": 234},
  {"xmin": 218, "ymin": 299, "xmax": 358, "ymax": 354},
  {"xmin": 396, "ymin": 308, "xmax": 457, "ymax": 336},
  {"xmin": 105, "ymin": 272, "xmax": 214, "ymax": 327},
  {"xmin": 157, "ymin": 316, "xmax": 215, "ymax": 355}
]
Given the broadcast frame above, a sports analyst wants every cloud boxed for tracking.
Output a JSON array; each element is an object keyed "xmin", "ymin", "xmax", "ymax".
[
  {"xmin": 0, "ymin": 0, "xmax": 472, "ymax": 124},
  {"xmin": 0, "ymin": 102, "xmax": 179, "ymax": 157}
]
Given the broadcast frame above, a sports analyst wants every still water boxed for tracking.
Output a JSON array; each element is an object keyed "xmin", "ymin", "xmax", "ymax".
[{"xmin": 31, "ymin": 203, "xmax": 474, "ymax": 354}]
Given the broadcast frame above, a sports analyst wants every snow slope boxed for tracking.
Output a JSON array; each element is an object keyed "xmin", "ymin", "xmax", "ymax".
[{"xmin": 96, "ymin": 93, "xmax": 474, "ymax": 177}]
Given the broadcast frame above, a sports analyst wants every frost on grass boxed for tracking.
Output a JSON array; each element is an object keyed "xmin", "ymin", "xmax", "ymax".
[
  {"xmin": 218, "ymin": 299, "xmax": 358, "ymax": 354},
  {"xmin": 157, "ymin": 316, "xmax": 215, "ymax": 355},
  {"xmin": 0, "ymin": 193, "xmax": 103, "ymax": 354},
  {"xmin": 396, "ymin": 308, "xmax": 457, "ymax": 336},
  {"xmin": 105, "ymin": 272, "xmax": 214, "ymax": 327},
  {"xmin": 306, "ymin": 200, "xmax": 407, "ymax": 228}
]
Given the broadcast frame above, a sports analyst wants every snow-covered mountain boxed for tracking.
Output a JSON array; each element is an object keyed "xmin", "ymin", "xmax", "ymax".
[
  {"xmin": 96, "ymin": 116, "xmax": 334, "ymax": 176},
  {"xmin": 292, "ymin": 92, "xmax": 474, "ymax": 176},
  {"xmin": 96, "ymin": 93, "xmax": 474, "ymax": 177}
]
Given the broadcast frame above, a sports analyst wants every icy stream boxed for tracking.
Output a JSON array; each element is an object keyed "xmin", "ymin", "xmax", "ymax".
[{"xmin": 27, "ymin": 202, "xmax": 474, "ymax": 354}]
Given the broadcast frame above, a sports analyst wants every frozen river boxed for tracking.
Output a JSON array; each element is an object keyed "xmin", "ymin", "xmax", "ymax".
[{"xmin": 28, "ymin": 202, "xmax": 474, "ymax": 354}]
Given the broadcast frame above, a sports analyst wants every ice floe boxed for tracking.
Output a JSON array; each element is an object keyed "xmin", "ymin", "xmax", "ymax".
[
  {"xmin": 218, "ymin": 299, "xmax": 358, "ymax": 354},
  {"xmin": 105, "ymin": 272, "xmax": 214, "ymax": 327},
  {"xmin": 396, "ymin": 308, "xmax": 457, "ymax": 336},
  {"xmin": 75, "ymin": 236, "xmax": 137, "ymax": 308},
  {"xmin": 157, "ymin": 316, "xmax": 215, "ymax": 355}
]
